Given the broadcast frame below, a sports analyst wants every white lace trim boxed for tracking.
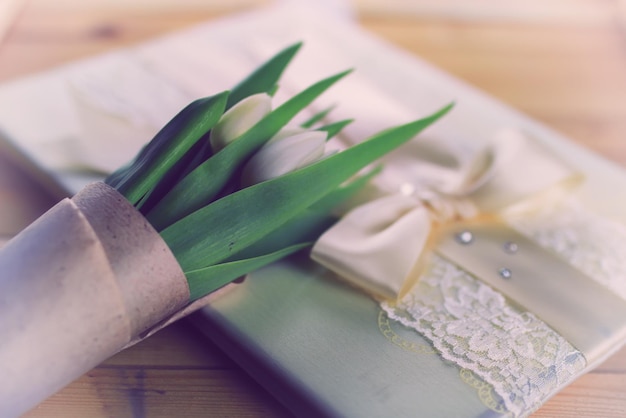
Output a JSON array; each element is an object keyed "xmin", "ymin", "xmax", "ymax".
[
  {"xmin": 381, "ymin": 204, "xmax": 626, "ymax": 416},
  {"xmin": 381, "ymin": 255, "xmax": 586, "ymax": 417},
  {"xmin": 509, "ymin": 202, "xmax": 626, "ymax": 301}
]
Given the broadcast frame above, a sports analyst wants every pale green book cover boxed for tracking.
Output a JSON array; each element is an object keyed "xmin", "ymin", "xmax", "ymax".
[{"xmin": 194, "ymin": 257, "xmax": 508, "ymax": 417}]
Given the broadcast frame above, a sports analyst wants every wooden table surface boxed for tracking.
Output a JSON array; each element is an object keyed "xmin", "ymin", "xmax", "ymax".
[{"xmin": 2, "ymin": 0, "xmax": 626, "ymax": 417}]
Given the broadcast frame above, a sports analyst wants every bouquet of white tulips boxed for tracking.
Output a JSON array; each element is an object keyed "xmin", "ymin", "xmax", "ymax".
[{"xmin": 0, "ymin": 42, "xmax": 450, "ymax": 417}]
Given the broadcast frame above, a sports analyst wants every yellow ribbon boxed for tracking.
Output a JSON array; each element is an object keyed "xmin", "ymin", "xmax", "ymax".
[
  {"xmin": 311, "ymin": 129, "xmax": 626, "ymax": 364},
  {"xmin": 311, "ymin": 129, "xmax": 626, "ymax": 363},
  {"xmin": 312, "ymin": 129, "xmax": 581, "ymax": 301}
]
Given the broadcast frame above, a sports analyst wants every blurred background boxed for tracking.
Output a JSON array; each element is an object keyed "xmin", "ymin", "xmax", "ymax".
[
  {"xmin": 3, "ymin": 0, "xmax": 626, "ymax": 232},
  {"xmin": 2, "ymin": 0, "xmax": 626, "ymax": 159}
]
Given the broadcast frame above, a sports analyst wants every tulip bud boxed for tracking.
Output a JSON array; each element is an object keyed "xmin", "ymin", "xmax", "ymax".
[
  {"xmin": 241, "ymin": 129, "xmax": 328, "ymax": 187},
  {"xmin": 266, "ymin": 126, "xmax": 305, "ymax": 143},
  {"xmin": 210, "ymin": 93, "xmax": 272, "ymax": 152}
]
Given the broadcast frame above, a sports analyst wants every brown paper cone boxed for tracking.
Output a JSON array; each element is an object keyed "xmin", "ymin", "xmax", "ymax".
[{"xmin": 0, "ymin": 182, "xmax": 189, "ymax": 417}]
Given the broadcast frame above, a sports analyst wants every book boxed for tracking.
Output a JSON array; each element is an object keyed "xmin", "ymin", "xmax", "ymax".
[{"xmin": 2, "ymin": 3, "xmax": 626, "ymax": 417}]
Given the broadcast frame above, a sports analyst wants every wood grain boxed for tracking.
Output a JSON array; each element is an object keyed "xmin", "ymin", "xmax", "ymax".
[
  {"xmin": 22, "ymin": 323, "xmax": 293, "ymax": 418},
  {"xmin": 2, "ymin": 1, "xmax": 626, "ymax": 417}
]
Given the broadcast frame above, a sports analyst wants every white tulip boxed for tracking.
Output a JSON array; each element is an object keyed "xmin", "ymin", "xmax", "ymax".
[
  {"xmin": 266, "ymin": 126, "xmax": 306, "ymax": 143},
  {"xmin": 210, "ymin": 93, "xmax": 272, "ymax": 152},
  {"xmin": 241, "ymin": 129, "xmax": 328, "ymax": 187}
]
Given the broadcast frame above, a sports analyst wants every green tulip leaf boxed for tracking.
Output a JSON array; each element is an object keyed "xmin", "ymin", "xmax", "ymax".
[
  {"xmin": 162, "ymin": 103, "xmax": 453, "ymax": 272},
  {"xmin": 301, "ymin": 105, "xmax": 335, "ymax": 128},
  {"xmin": 106, "ymin": 91, "xmax": 229, "ymax": 205},
  {"xmin": 146, "ymin": 70, "xmax": 352, "ymax": 230},
  {"xmin": 224, "ymin": 166, "xmax": 380, "ymax": 263},
  {"xmin": 186, "ymin": 242, "xmax": 310, "ymax": 299},
  {"xmin": 316, "ymin": 119, "xmax": 354, "ymax": 140},
  {"xmin": 227, "ymin": 42, "xmax": 302, "ymax": 109}
]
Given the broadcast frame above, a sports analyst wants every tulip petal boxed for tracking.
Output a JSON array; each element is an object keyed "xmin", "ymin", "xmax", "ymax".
[
  {"xmin": 241, "ymin": 131, "xmax": 327, "ymax": 186},
  {"xmin": 210, "ymin": 93, "xmax": 272, "ymax": 152},
  {"xmin": 268, "ymin": 126, "xmax": 306, "ymax": 143}
]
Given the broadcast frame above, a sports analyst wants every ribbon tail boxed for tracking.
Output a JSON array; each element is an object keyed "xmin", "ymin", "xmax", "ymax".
[{"xmin": 471, "ymin": 129, "xmax": 582, "ymax": 213}]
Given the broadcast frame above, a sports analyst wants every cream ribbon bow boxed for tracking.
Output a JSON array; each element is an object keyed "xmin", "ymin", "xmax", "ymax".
[{"xmin": 311, "ymin": 129, "xmax": 581, "ymax": 301}]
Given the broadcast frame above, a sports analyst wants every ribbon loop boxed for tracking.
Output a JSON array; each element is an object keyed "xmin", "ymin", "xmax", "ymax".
[
  {"xmin": 312, "ymin": 129, "xmax": 581, "ymax": 301},
  {"xmin": 312, "ymin": 194, "xmax": 432, "ymax": 300}
]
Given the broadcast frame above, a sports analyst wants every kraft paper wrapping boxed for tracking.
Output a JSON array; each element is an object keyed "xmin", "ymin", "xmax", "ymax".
[{"xmin": 0, "ymin": 182, "xmax": 189, "ymax": 418}]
